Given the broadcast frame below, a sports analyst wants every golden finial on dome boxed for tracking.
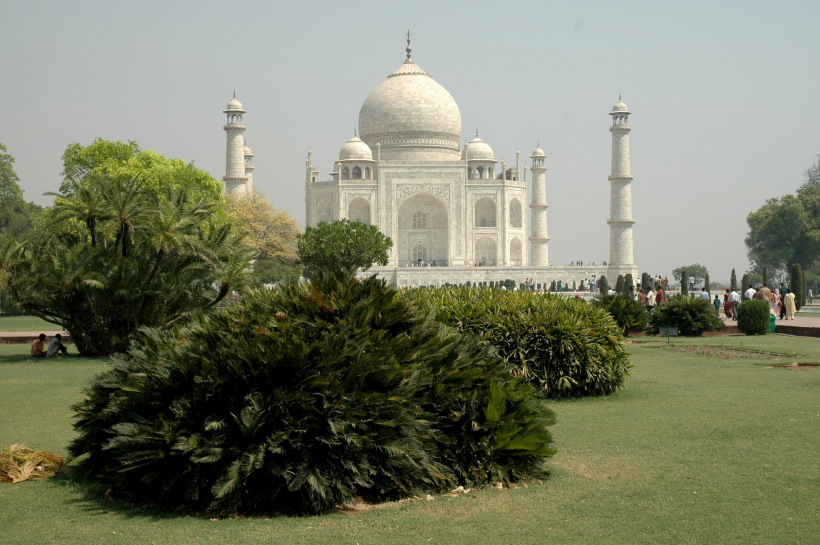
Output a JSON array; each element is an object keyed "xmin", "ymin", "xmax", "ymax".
[
  {"xmin": 354, "ymin": 127, "xmax": 357, "ymax": 137},
  {"xmin": 406, "ymin": 30, "xmax": 412, "ymax": 61}
]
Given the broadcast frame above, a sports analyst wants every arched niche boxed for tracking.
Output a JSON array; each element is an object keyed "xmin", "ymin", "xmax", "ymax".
[
  {"xmin": 475, "ymin": 237, "xmax": 497, "ymax": 266},
  {"xmin": 352, "ymin": 166, "xmax": 362, "ymax": 179},
  {"xmin": 347, "ymin": 197, "xmax": 370, "ymax": 225},
  {"xmin": 510, "ymin": 237, "xmax": 522, "ymax": 265},
  {"xmin": 510, "ymin": 198, "xmax": 522, "ymax": 228},
  {"xmin": 398, "ymin": 193, "xmax": 448, "ymax": 266},
  {"xmin": 342, "ymin": 167, "xmax": 350, "ymax": 180},
  {"xmin": 316, "ymin": 198, "xmax": 333, "ymax": 224},
  {"xmin": 475, "ymin": 197, "xmax": 496, "ymax": 227}
]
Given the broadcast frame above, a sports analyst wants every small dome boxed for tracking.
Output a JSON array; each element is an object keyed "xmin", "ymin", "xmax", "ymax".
[
  {"xmin": 243, "ymin": 145, "xmax": 253, "ymax": 157},
  {"xmin": 225, "ymin": 96, "xmax": 245, "ymax": 112},
  {"xmin": 466, "ymin": 134, "xmax": 495, "ymax": 161},
  {"xmin": 612, "ymin": 98, "xmax": 629, "ymax": 113},
  {"xmin": 531, "ymin": 145, "xmax": 545, "ymax": 157},
  {"xmin": 339, "ymin": 135, "xmax": 373, "ymax": 161}
]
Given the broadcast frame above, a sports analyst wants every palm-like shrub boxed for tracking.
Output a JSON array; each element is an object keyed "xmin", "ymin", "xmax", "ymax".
[
  {"xmin": 651, "ymin": 294, "xmax": 724, "ymax": 336},
  {"xmin": 3, "ymin": 176, "xmax": 253, "ymax": 355},
  {"xmin": 592, "ymin": 293, "xmax": 650, "ymax": 336},
  {"xmin": 410, "ymin": 287, "xmax": 630, "ymax": 398},
  {"xmin": 70, "ymin": 272, "xmax": 555, "ymax": 517},
  {"xmin": 737, "ymin": 300, "xmax": 770, "ymax": 335}
]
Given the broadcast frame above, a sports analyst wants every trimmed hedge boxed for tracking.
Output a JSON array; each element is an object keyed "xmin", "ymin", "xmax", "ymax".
[
  {"xmin": 70, "ymin": 273, "xmax": 555, "ymax": 517},
  {"xmin": 409, "ymin": 287, "xmax": 631, "ymax": 398},
  {"xmin": 737, "ymin": 300, "xmax": 770, "ymax": 335}
]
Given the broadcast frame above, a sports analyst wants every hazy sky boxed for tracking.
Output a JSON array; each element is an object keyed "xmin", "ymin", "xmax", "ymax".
[{"xmin": 2, "ymin": 1, "xmax": 819, "ymax": 282}]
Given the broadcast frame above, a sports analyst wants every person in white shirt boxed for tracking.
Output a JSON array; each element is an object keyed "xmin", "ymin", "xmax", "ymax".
[
  {"xmin": 729, "ymin": 289, "xmax": 741, "ymax": 320},
  {"xmin": 646, "ymin": 288, "xmax": 656, "ymax": 311},
  {"xmin": 47, "ymin": 334, "xmax": 68, "ymax": 357},
  {"xmin": 700, "ymin": 287, "xmax": 710, "ymax": 301},
  {"xmin": 744, "ymin": 285, "xmax": 756, "ymax": 302},
  {"xmin": 607, "ymin": 287, "xmax": 614, "ymax": 296}
]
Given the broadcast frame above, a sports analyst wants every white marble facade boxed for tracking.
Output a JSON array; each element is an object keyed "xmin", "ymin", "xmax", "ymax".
[{"xmin": 302, "ymin": 37, "xmax": 638, "ymax": 288}]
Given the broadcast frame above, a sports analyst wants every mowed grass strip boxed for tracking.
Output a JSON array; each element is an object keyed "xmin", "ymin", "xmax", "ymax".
[
  {"xmin": 0, "ymin": 337, "xmax": 819, "ymax": 545},
  {"xmin": 0, "ymin": 315, "xmax": 62, "ymax": 333}
]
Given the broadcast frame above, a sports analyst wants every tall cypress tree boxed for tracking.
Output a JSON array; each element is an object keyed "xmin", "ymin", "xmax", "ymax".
[
  {"xmin": 731, "ymin": 269, "xmax": 737, "ymax": 291},
  {"xmin": 762, "ymin": 265, "xmax": 769, "ymax": 287},
  {"xmin": 791, "ymin": 263, "xmax": 804, "ymax": 311},
  {"xmin": 802, "ymin": 269, "xmax": 807, "ymax": 307},
  {"xmin": 704, "ymin": 273, "xmax": 711, "ymax": 295},
  {"xmin": 616, "ymin": 275, "xmax": 625, "ymax": 294},
  {"xmin": 625, "ymin": 273, "xmax": 634, "ymax": 290},
  {"xmin": 598, "ymin": 275, "xmax": 609, "ymax": 294},
  {"xmin": 740, "ymin": 273, "xmax": 750, "ymax": 300},
  {"xmin": 681, "ymin": 269, "xmax": 689, "ymax": 295},
  {"xmin": 641, "ymin": 272, "xmax": 650, "ymax": 291}
]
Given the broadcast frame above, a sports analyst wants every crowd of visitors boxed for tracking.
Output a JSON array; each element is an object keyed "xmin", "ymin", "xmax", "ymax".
[{"xmin": 724, "ymin": 283, "xmax": 796, "ymax": 321}]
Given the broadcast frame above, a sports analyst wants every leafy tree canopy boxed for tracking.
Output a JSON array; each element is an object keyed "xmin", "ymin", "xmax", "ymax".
[
  {"xmin": 60, "ymin": 138, "xmax": 222, "ymax": 200},
  {"xmin": 4, "ymin": 175, "xmax": 253, "ymax": 355},
  {"xmin": 227, "ymin": 190, "xmax": 303, "ymax": 285},
  {"xmin": 297, "ymin": 219, "xmax": 392, "ymax": 278},
  {"xmin": 0, "ymin": 142, "xmax": 43, "ymax": 241},
  {"xmin": 672, "ymin": 264, "xmax": 708, "ymax": 284}
]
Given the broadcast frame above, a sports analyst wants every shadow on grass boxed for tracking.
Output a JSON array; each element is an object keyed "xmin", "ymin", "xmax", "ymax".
[
  {"xmin": 0, "ymin": 352, "xmax": 105, "ymax": 366},
  {"xmin": 52, "ymin": 470, "xmax": 191, "ymax": 522}
]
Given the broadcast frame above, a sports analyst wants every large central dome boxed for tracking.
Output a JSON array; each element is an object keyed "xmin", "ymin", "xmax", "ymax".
[{"xmin": 358, "ymin": 55, "xmax": 462, "ymax": 160}]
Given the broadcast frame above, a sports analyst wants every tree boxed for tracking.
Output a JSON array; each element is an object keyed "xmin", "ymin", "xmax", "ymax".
[
  {"xmin": 4, "ymin": 175, "xmax": 253, "ymax": 355},
  {"xmin": 763, "ymin": 265, "xmax": 769, "ymax": 287},
  {"xmin": 59, "ymin": 138, "xmax": 222, "ymax": 201},
  {"xmin": 615, "ymin": 275, "xmax": 625, "ymax": 294},
  {"xmin": 298, "ymin": 219, "xmax": 392, "ymax": 279},
  {"xmin": 598, "ymin": 275, "xmax": 609, "ymax": 294},
  {"xmin": 641, "ymin": 272, "xmax": 650, "ymax": 291},
  {"xmin": 704, "ymin": 273, "xmax": 711, "ymax": 295},
  {"xmin": 672, "ymin": 264, "xmax": 708, "ymax": 285},
  {"xmin": 0, "ymin": 143, "xmax": 41, "ymax": 241},
  {"xmin": 731, "ymin": 269, "xmax": 738, "ymax": 291},
  {"xmin": 625, "ymin": 273, "xmax": 634, "ymax": 290},
  {"xmin": 681, "ymin": 269, "xmax": 688, "ymax": 296},
  {"xmin": 791, "ymin": 263, "xmax": 804, "ymax": 311},
  {"xmin": 802, "ymin": 268, "xmax": 807, "ymax": 307},
  {"xmin": 227, "ymin": 191, "xmax": 302, "ymax": 284}
]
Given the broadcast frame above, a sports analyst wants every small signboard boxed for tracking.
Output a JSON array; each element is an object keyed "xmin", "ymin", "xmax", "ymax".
[{"xmin": 659, "ymin": 327, "xmax": 679, "ymax": 345}]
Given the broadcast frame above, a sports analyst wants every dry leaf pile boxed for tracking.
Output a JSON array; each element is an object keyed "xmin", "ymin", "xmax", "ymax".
[{"xmin": 0, "ymin": 444, "xmax": 66, "ymax": 484}]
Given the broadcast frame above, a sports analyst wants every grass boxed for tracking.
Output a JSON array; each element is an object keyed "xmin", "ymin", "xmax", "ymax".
[
  {"xmin": 1, "ymin": 337, "xmax": 819, "ymax": 544},
  {"xmin": 0, "ymin": 315, "xmax": 62, "ymax": 332}
]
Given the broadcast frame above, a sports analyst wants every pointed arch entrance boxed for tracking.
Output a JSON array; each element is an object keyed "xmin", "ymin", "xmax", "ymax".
[{"xmin": 398, "ymin": 193, "xmax": 449, "ymax": 266}]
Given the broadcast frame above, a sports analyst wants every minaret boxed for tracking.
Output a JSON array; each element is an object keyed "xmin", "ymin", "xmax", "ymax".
[
  {"xmin": 529, "ymin": 144, "xmax": 549, "ymax": 266},
  {"xmin": 243, "ymin": 141, "xmax": 254, "ymax": 192},
  {"xmin": 223, "ymin": 92, "xmax": 248, "ymax": 195},
  {"xmin": 607, "ymin": 95, "xmax": 635, "ymax": 272}
]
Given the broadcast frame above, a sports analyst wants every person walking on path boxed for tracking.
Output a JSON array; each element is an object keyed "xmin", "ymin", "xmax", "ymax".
[
  {"xmin": 809, "ymin": 288, "xmax": 814, "ymax": 305},
  {"xmin": 656, "ymin": 285, "xmax": 666, "ymax": 305},
  {"xmin": 744, "ymin": 284, "xmax": 757, "ymax": 301},
  {"xmin": 730, "ymin": 288, "xmax": 741, "ymax": 320},
  {"xmin": 779, "ymin": 283, "xmax": 789, "ymax": 320},
  {"xmin": 714, "ymin": 294, "xmax": 721, "ymax": 310},
  {"xmin": 699, "ymin": 287, "xmax": 710, "ymax": 301},
  {"xmin": 723, "ymin": 289, "xmax": 732, "ymax": 318},
  {"xmin": 785, "ymin": 291, "xmax": 797, "ymax": 320},
  {"xmin": 647, "ymin": 287, "xmax": 656, "ymax": 312},
  {"xmin": 759, "ymin": 283, "xmax": 772, "ymax": 303},
  {"xmin": 30, "ymin": 334, "xmax": 47, "ymax": 357}
]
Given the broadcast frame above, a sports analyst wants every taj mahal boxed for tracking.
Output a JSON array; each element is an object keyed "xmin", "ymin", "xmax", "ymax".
[{"xmin": 222, "ymin": 35, "xmax": 638, "ymax": 289}]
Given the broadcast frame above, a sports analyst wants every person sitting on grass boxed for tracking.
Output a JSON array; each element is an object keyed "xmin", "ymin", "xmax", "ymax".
[
  {"xmin": 47, "ymin": 334, "xmax": 68, "ymax": 357},
  {"xmin": 30, "ymin": 334, "xmax": 47, "ymax": 357}
]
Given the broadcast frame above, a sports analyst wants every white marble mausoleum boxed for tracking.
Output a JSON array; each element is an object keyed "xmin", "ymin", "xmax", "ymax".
[{"xmin": 225, "ymin": 35, "xmax": 639, "ymax": 289}]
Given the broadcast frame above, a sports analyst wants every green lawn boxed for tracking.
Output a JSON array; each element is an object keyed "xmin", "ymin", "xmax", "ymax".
[
  {"xmin": 1, "ymin": 336, "xmax": 819, "ymax": 544},
  {"xmin": 0, "ymin": 315, "xmax": 62, "ymax": 332}
]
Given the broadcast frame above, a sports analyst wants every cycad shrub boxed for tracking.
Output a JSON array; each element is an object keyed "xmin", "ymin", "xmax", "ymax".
[
  {"xmin": 70, "ymin": 272, "xmax": 555, "ymax": 517},
  {"xmin": 591, "ymin": 293, "xmax": 650, "ymax": 336},
  {"xmin": 737, "ymin": 300, "xmax": 770, "ymax": 335},
  {"xmin": 410, "ymin": 287, "xmax": 630, "ymax": 398},
  {"xmin": 651, "ymin": 294, "xmax": 725, "ymax": 336}
]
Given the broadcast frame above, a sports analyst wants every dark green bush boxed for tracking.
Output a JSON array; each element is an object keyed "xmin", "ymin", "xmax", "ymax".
[
  {"xmin": 70, "ymin": 273, "xmax": 555, "ymax": 517},
  {"xmin": 737, "ymin": 300, "xmax": 770, "ymax": 335},
  {"xmin": 681, "ymin": 269, "xmax": 689, "ymax": 295},
  {"xmin": 641, "ymin": 272, "xmax": 650, "ymax": 291},
  {"xmin": 598, "ymin": 275, "xmax": 609, "ymax": 294},
  {"xmin": 591, "ymin": 293, "xmax": 650, "ymax": 336},
  {"xmin": 616, "ymin": 275, "xmax": 625, "ymax": 294},
  {"xmin": 625, "ymin": 273, "xmax": 634, "ymax": 290},
  {"xmin": 410, "ymin": 287, "xmax": 631, "ymax": 398},
  {"xmin": 791, "ymin": 263, "xmax": 804, "ymax": 311},
  {"xmin": 651, "ymin": 294, "xmax": 725, "ymax": 336}
]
